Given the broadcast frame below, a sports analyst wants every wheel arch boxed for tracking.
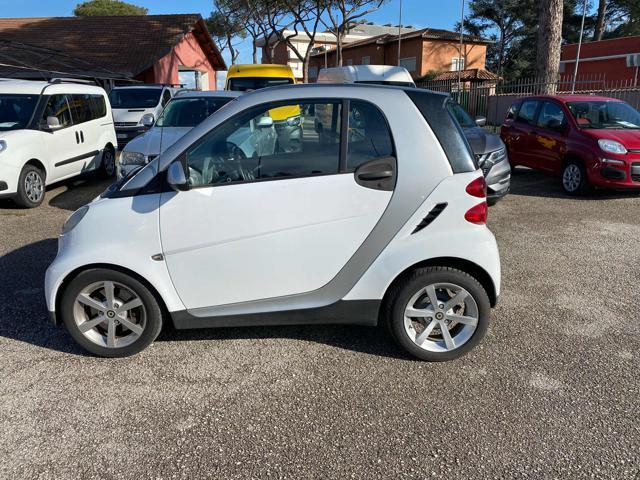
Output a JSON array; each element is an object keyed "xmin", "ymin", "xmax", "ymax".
[
  {"xmin": 53, "ymin": 263, "xmax": 171, "ymax": 326},
  {"xmin": 380, "ymin": 257, "xmax": 498, "ymax": 315},
  {"xmin": 25, "ymin": 158, "xmax": 47, "ymax": 178}
]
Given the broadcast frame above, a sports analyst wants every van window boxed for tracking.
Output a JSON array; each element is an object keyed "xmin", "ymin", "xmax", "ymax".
[
  {"xmin": 227, "ymin": 77, "xmax": 294, "ymax": 92},
  {"xmin": 516, "ymin": 100, "xmax": 539, "ymax": 125},
  {"xmin": 108, "ymin": 88, "xmax": 162, "ymax": 108},
  {"xmin": 347, "ymin": 100, "xmax": 394, "ymax": 170},
  {"xmin": 69, "ymin": 94, "xmax": 107, "ymax": 124},
  {"xmin": 0, "ymin": 94, "xmax": 39, "ymax": 131},
  {"xmin": 42, "ymin": 95, "xmax": 72, "ymax": 129},
  {"xmin": 185, "ymin": 100, "xmax": 341, "ymax": 187}
]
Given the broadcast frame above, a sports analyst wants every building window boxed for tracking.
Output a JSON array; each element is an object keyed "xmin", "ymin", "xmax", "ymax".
[
  {"xmin": 399, "ymin": 57, "xmax": 416, "ymax": 72},
  {"xmin": 308, "ymin": 66, "xmax": 318, "ymax": 79},
  {"xmin": 345, "ymin": 59, "xmax": 353, "ymax": 66},
  {"xmin": 451, "ymin": 57, "xmax": 465, "ymax": 71},
  {"xmin": 361, "ymin": 56, "xmax": 370, "ymax": 65}
]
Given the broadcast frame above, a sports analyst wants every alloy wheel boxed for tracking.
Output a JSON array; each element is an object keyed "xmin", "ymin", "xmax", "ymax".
[
  {"xmin": 103, "ymin": 150, "xmax": 115, "ymax": 176},
  {"xmin": 403, "ymin": 282, "xmax": 479, "ymax": 352},
  {"xmin": 24, "ymin": 171, "xmax": 44, "ymax": 203},
  {"xmin": 73, "ymin": 281, "xmax": 146, "ymax": 348},
  {"xmin": 563, "ymin": 164, "xmax": 581, "ymax": 192}
]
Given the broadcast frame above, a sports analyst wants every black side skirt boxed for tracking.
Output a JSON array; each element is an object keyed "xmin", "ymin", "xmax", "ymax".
[
  {"xmin": 171, "ymin": 300, "xmax": 381, "ymax": 330},
  {"xmin": 55, "ymin": 150, "xmax": 100, "ymax": 167}
]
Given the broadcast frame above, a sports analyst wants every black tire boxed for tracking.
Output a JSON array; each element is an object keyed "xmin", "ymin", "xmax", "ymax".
[
  {"xmin": 385, "ymin": 266, "xmax": 491, "ymax": 362},
  {"xmin": 100, "ymin": 146, "xmax": 116, "ymax": 178},
  {"xmin": 60, "ymin": 268, "xmax": 163, "ymax": 357},
  {"xmin": 15, "ymin": 164, "xmax": 46, "ymax": 208},
  {"xmin": 561, "ymin": 159, "xmax": 590, "ymax": 195}
]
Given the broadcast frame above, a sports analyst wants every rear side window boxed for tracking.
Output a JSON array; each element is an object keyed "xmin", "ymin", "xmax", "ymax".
[
  {"xmin": 406, "ymin": 90, "xmax": 477, "ymax": 173},
  {"xmin": 347, "ymin": 100, "xmax": 394, "ymax": 170},
  {"xmin": 69, "ymin": 94, "xmax": 107, "ymax": 124},
  {"xmin": 516, "ymin": 100, "xmax": 539, "ymax": 125}
]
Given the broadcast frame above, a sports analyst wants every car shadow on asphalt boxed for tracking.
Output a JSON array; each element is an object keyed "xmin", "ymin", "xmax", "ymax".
[
  {"xmin": 0, "ymin": 238, "xmax": 410, "ymax": 360},
  {"xmin": 508, "ymin": 167, "xmax": 640, "ymax": 200}
]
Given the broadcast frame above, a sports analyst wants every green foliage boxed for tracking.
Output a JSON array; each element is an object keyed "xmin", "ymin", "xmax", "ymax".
[{"xmin": 73, "ymin": 0, "xmax": 148, "ymax": 16}]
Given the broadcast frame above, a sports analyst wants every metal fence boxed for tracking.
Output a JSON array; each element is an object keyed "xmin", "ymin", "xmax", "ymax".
[{"xmin": 416, "ymin": 74, "xmax": 640, "ymax": 131}]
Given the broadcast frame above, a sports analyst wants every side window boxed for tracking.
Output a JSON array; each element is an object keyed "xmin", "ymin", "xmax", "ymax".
[
  {"xmin": 185, "ymin": 100, "xmax": 342, "ymax": 188},
  {"xmin": 162, "ymin": 90, "xmax": 172, "ymax": 107},
  {"xmin": 537, "ymin": 101, "xmax": 566, "ymax": 130},
  {"xmin": 506, "ymin": 103, "xmax": 520, "ymax": 120},
  {"xmin": 516, "ymin": 100, "xmax": 539, "ymax": 125},
  {"xmin": 41, "ymin": 95, "xmax": 72, "ymax": 128},
  {"xmin": 88, "ymin": 95, "xmax": 107, "ymax": 119},
  {"xmin": 69, "ymin": 94, "xmax": 91, "ymax": 124},
  {"xmin": 347, "ymin": 100, "xmax": 394, "ymax": 170}
]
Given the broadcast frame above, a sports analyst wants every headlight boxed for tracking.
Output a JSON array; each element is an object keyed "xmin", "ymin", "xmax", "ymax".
[
  {"xmin": 62, "ymin": 206, "xmax": 89, "ymax": 235},
  {"xmin": 120, "ymin": 151, "xmax": 146, "ymax": 166},
  {"xmin": 0, "ymin": 140, "xmax": 6, "ymax": 153},
  {"xmin": 487, "ymin": 147, "xmax": 507, "ymax": 164},
  {"xmin": 598, "ymin": 139, "xmax": 627, "ymax": 154}
]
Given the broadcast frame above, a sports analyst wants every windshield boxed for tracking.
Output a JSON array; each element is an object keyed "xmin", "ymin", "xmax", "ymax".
[
  {"xmin": 109, "ymin": 88, "xmax": 162, "ymax": 109},
  {"xmin": 227, "ymin": 77, "xmax": 293, "ymax": 92},
  {"xmin": 447, "ymin": 101, "xmax": 476, "ymax": 128},
  {"xmin": 0, "ymin": 94, "xmax": 39, "ymax": 130},
  {"xmin": 566, "ymin": 101, "xmax": 640, "ymax": 129},
  {"xmin": 156, "ymin": 96, "xmax": 234, "ymax": 127}
]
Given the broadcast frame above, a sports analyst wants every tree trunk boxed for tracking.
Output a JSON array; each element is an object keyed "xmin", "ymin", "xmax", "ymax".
[
  {"xmin": 303, "ymin": 52, "xmax": 310, "ymax": 83},
  {"xmin": 536, "ymin": 0, "xmax": 563, "ymax": 94},
  {"xmin": 252, "ymin": 40, "xmax": 258, "ymax": 63},
  {"xmin": 336, "ymin": 32, "xmax": 343, "ymax": 67},
  {"xmin": 593, "ymin": 0, "xmax": 607, "ymax": 41}
]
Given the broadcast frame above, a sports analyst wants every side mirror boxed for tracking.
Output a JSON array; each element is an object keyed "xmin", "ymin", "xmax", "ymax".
[
  {"xmin": 141, "ymin": 113, "xmax": 155, "ymax": 128},
  {"xmin": 167, "ymin": 160, "xmax": 188, "ymax": 191},
  {"xmin": 475, "ymin": 116, "xmax": 487, "ymax": 127},
  {"xmin": 46, "ymin": 116, "xmax": 62, "ymax": 131},
  {"xmin": 257, "ymin": 116, "xmax": 274, "ymax": 128}
]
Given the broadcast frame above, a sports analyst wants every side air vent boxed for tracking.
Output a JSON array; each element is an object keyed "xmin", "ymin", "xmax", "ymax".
[{"xmin": 412, "ymin": 203, "xmax": 448, "ymax": 234}]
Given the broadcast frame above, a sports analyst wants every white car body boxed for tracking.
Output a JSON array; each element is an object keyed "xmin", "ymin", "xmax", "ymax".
[
  {"xmin": 316, "ymin": 65, "xmax": 416, "ymax": 87},
  {"xmin": 118, "ymin": 91, "xmax": 242, "ymax": 179},
  {"xmin": 45, "ymin": 84, "xmax": 501, "ymax": 360},
  {"xmin": 0, "ymin": 79, "xmax": 116, "ymax": 205}
]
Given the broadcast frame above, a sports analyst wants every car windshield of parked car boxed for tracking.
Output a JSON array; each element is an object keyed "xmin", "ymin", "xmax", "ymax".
[
  {"xmin": 108, "ymin": 88, "xmax": 162, "ymax": 109},
  {"xmin": 227, "ymin": 77, "xmax": 293, "ymax": 92},
  {"xmin": 0, "ymin": 94, "xmax": 39, "ymax": 130},
  {"xmin": 446, "ymin": 101, "xmax": 476, "ymax": 128},
  {"xmin": 566, "ymin": 101, "xmax": 640, "ymax": 129},
  {"xmin": 156, "ymin": 97, "xmax": 235, "ymax": 128}
]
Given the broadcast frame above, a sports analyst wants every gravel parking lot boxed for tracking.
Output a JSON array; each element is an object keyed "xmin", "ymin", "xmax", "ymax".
[{"xmin": 1, "ymin": 170, "xmax": 639, "ymax": 479}]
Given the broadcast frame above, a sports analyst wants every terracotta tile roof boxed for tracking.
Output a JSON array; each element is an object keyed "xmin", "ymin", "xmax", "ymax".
[
  {"xmin": 431, "ymin": 68, "xmax": 501, "ymax": 82},
  {"xmin": 311, "ymin": 27, "xmax": 490, "ymax": 57},
  {"xmin": 0, "ymin": 15, "xmax": 225, "ymax": 80}
]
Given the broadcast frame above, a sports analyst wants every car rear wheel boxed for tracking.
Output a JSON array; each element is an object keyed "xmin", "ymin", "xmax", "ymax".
[
  {"xmin": 15, "ymin": 164, "xmax": 45, "ymax": 208},
  {"xmin": 101, "ymin": 147, "xmax": 116, "ymax": 178},
  {"xmin": 60, "ymin": 268, "xmax": 163, "ymax": 357},
  {"xmin": 386, "ymin": 266, "xmax": 490, "ymax": 361},
  {"xmin": 562, "ymin": 160, "xmax": 589, "ymax": 195}
]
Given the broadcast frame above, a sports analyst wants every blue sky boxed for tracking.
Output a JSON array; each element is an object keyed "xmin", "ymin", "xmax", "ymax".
[{"xmin": 0, "ymin": 0, "xmax": 464, "ymax": 65}]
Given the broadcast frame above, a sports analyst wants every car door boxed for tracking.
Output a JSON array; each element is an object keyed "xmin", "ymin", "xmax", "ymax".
[
  {"xmin": 505, "ymin": 99, "xmax": 540, "ymax": 168},
  {"xmin": 528, "ymin": 101, "xmax": 568, "ymax": 173},
  {"xmin": 39, "ymin": 94, "xmax": 85, "ymax": 182},
  {"xmin": 159, "ymin": 98, "xmax": 395, "ymax": 310},
  {"xmin": 68, "ymin": 93, "xmax": 106, "ymax": 171}
]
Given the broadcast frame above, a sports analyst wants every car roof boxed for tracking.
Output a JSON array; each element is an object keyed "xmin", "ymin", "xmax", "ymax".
[
  {"xmin": 247, "ymin": 82, "xmax": 446, "ymax": 97},
  {"xmin": 111, "ymin": 84, "xmax": 165, "ymax": 90},
  {"xmin": 173, "ymin": 90, "xmax": 242, "ymax": 99},
  {"xmin": 518, "ymin": 94, "xmax": 625, "ymax": 103},
  {"xmin": 226, "ymin": 64, "xmax": 295, "ymax": 78},
  {"xmin": 0, "ymin": 78, "xmax": 107, "ymax": 95}
]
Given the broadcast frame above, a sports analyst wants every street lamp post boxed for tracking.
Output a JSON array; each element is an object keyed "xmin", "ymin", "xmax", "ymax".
[
  {"xmin": 571, "ymin": 0, "xmax": 588, "ymax": 93},
  {"xmin": 397, "ymin": 0, "xmax": 403, "ymax": 67}
]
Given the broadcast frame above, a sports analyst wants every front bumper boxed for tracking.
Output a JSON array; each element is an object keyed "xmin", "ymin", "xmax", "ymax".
[
  {"xmin": 115, "ymin": 127, "xmax": 147, "ymax": 149},
  {"xmin": 588, "ymin": 157, "xmax": 640, "ymax": 189}
]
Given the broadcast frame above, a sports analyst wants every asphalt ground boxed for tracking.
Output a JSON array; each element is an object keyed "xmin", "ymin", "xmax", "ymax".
[{"xmin": 0, "ymin": 169, "xmax": 639, "ymax": 479}]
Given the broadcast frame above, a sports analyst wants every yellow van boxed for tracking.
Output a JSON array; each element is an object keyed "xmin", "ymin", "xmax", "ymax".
[{"xmin": 225, "ymin": 64, "xmax": 299, "ymax": 122}]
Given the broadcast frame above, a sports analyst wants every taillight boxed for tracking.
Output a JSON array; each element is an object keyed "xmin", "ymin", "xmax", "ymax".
[
  {"xmin": 465, "ymin": 202, "xmax": 488, "ymax": 225},
  {"xmin": 466, "ymin": 176, "xmax": 487, "ymax": 198}
]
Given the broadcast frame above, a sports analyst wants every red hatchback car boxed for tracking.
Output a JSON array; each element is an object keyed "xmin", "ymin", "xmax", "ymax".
[{"xmin": 500, "ymin": 95, "xmax": 640, "ymax": 194}]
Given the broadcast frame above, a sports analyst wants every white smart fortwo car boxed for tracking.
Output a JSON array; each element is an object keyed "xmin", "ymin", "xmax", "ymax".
[{"xmin": 45, "ymin": 84, "xmax": 501, "ymax": 361}]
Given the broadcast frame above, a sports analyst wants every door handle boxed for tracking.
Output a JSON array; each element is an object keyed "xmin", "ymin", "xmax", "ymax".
[
  {"xmin": 80, "ymin": 131, "xmax": 84, "ymax": 143},
  {"xmin": 75, "ymin": 131, "xmax": 80, "ymax": 144},
  {"xmin": 357, "ymin": 170, "xmax": 393, "ymax": 181}
]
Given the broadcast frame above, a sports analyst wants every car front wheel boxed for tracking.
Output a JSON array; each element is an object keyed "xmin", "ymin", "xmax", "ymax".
[
  {"xmin": 60, "ymin": 268, "xmax": 163, "ymax": 357},
  {"xmin": 15, "ymin": 164, "xmax": 46, "ymax": 208},
  {"xmin": 386, "ymin": 266, "xmax": 491, "ymax": 361},
  {"xmin": 562, "ymin": 160, "xmax": 590, "ymax": 195}
]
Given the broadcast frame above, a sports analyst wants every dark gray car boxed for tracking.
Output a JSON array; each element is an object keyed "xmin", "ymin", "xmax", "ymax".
[{"xmin": 448, "ymin": 102, "xmax": 510, "ymax": 204}]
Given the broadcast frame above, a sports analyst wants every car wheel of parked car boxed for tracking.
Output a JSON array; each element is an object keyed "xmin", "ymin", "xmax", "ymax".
[
  {"xmin": 562, "ymin": 160, "xmax": 589, "ymax": 195},
  {"xmin": 386, "ymin": 266, "xmax": 490, "ymax": 361},
  {"xmin": 15, "ymin": 164, "xmax": 46, "ymax": 208},
  {"xmin": 60, "ymin": 268, "xmax": 163, "ymax": 357},
  {"xmin": 101, "ymin": 147, "xmax": 116, "ymax": 178}
]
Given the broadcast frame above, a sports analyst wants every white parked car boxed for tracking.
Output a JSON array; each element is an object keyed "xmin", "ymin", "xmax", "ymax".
[
  {"xmin": 317, "ymin": 65, "xmax": 416, "ymax": 87},
  {"xmin": 0, "ymin": 79, "xmax": 117, "ymax": 208},
  {"xmin": 45, "ymin": 84, "xmax": 501, "ymax": 361},
  {"xmin": 108, "ymin": 84, "xmax": 179, "ymax": 149},
  {"xmin": 118, "ymin": 90, "xmax": 242, "ymax": 179}
]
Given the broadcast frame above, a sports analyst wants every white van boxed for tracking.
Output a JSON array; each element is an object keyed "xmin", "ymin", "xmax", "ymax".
[
  {"xmin": 0, "ymin": 79, "xmax": 117, "ymax": 208},
  {"xmin": 108, "ymin": 85, "xmax": 179, "ymax": 148},
  {"xmin": 316, "ymin": 65, "xmax": 416, "ymax": 87}
]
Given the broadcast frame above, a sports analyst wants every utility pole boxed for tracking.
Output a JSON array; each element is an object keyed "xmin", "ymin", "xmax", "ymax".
[
  {"xmin": 571, "ymin": 0, "xmax": 588, "ymax": 93},
  {"xmin": 397, "ymin": 0, "xmax": 403, "ymax": 66}
]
